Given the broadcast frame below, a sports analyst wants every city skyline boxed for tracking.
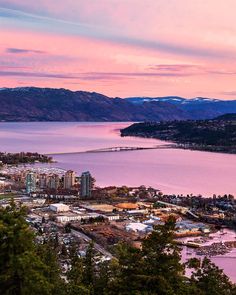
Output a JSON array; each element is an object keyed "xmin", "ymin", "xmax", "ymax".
[{"xmin": 1, "ymin": 0, "xmax": 236, "ymax": 99}]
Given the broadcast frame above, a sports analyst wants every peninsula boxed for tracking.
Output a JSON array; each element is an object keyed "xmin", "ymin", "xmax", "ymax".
[
  {"xmin": 0, "ymin": 152, "xmax": 53, "ymax": 165},
  {"xmin": 120, "ymin": 114, "xmax": 236, "ymax": 154}
]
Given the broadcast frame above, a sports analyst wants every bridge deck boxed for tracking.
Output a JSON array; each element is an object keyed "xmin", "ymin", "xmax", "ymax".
[
  {"xmin": 86, "ymin": 144, "xmax": 176, "ymax": 153},
  {"xmin": 47, "ymin": 144, "xmax": 177, "ymax": 155}
]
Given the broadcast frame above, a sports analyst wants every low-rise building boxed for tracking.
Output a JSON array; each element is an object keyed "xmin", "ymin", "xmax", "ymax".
[
  {"xmin": 56, "ymin": 212, "xmax": 100, "ymax": 223},
  {"xmin": 103, "ymin": 213, "xmax": 120, "ymax": 221},
  {"xmin": 49, "ymin": 203, "xmax": 69, "ymax": 212}
]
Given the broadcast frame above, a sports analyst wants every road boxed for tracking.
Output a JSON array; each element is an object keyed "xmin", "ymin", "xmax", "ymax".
[{"xmin": 71, "ymin": 228, "xmax": 114, "ymax": 259}]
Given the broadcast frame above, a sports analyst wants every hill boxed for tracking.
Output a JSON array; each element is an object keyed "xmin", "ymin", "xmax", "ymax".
[
  {"xmin": 0, "ymin": 87, "xmax": 188, "ymax": 122},
  {"xmin": 0, "ymin": 87, "xmax": 235, "ymax": 122},
  {"xmin": 214, "ymin": 113, "xmax": 236, "ymax": 121},
  {"xmin": 120, "ymin": 115, "xmax": 236, "ymax": 154}
]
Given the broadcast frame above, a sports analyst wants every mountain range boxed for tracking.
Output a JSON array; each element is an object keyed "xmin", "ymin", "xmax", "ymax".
[
  {"xmin": 126, "ymin": 96, "xmax": 236, "ymax": 119},
  {"xmin": 0, "ymin": 87, "xmax": 235, "ymax": 122}
]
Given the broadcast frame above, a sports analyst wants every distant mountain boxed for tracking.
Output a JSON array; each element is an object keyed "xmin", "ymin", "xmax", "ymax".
[
  {"xmin": 0, "ymin": 87, "xmax": 235, "ymax": 122},
  {"xmin": 125, "ymin": 96, "xmax": 236, "ymax": 119},
  {"xmin": 0, "ymin": 87, "xmax": 189, "ymax": 122}
]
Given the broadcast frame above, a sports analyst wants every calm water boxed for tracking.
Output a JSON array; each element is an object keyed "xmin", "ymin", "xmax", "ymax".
[
  {"xmin": 181, "ymin": 228, "xmax": 236, "ymax": 282},
  {"xmin": 1, "ymin": 121, "xmax": 236, "ymax": 281},
  {"xmin": 0, "ymin": 122, "xmax": 236, "ymax": 196}
]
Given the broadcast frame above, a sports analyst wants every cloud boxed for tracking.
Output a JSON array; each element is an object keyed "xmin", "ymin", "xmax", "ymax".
[
  {"xmin": 208, "ymin": 69, "xmax": 236, "ymax": 75},
  {"xmin": 6, "ymin": 47, "xmax": 45, "ymax": 54},
  {"xmin": 0, "ymin": 69, "xmax": 195, "ymax": 82},
  {"xmin": 0, "ymin": 65, "xmax": 30, "ymax": 69},
  {"xmin": 0, "ymin": 70, "xmax": 79, "ymax": 79},
  {"xmin": 1, "ymin": 66, "xmax": 236, "ymax": 83},
  {"xmin": 148, "ymin": 64, "xmax": 203, "ymax": 72},
  {"xmin": 149, "ymin": 64, "xmax": 236, "ymax": 76},
  {"xmin": 0, "ymin": 7, "xmax": 235, "ymax": 60},
  {"xmin": 220, "ymin": 91, "xmax": 236, "ymax": 96},
  {"xmin": 84, "ymin": 72, "xmax": 189, "ymax": 79}
]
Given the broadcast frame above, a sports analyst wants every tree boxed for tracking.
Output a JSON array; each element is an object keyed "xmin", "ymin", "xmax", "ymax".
[
  {"xmin": 94, "ymin": 260, "xmax": 110, "ymax": 295},
  {"xmin": 1, "ymin": 203, "xmax": 236, "ymax": 295},
  {"xmin": 141, "ymin": 217, "xmax": 186, "ymax": 295},
  {"xmin": 67, "ymin": 243, "xmax": 96, "ymax": 295},
  {"xmin": 67, "ymin": 254, "xmax": 90, "ymax": 295},
  {"xmin": 107, "ymin": 243, "xmax": 144, "ymax": 294},
  {"xmin": 107, "ymin": 217, "xmax": 187, "ymax": 295},
  {"xmin": 0, "ymin": 201, "xmax": 64, "ymax": 295},
  {"xmin": 188, "ymin": 257, "xmax": 236, "ymax": 295},
  {"xmin": 83, "ymin": 242, "xmax": 95, "ymax": 289},
  {"xmin": 37, "ymin": 241, "xmax": 66, "ymax": 295}
]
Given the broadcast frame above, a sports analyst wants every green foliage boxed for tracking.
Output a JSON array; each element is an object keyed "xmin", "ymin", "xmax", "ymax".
[
  {"xmin": 67, "ymin": 253, "xmax": 90, "ymax": 295},
  {"xmin": 0, "ymin": 152, "xmax": 52, "ymax": 165},
  {"xmin": 106, "ymin": 217, "xmax": 187, "ymax": 295},
  {"xmin": 0, "ymin": 202, "xmax": 65, "ymax": 295},
  {"xmin": 1, "ymin": 204, "xmax": 236, "ymax": 295},
  {"xmin": 188, "ymin": 257, "xmax": 236, "ymax": 295},
  {"xmin": 121, "ymin": 119, "xmax": 236, "ymax": 153},
  {"xmin": 0, "ymin": 202, "xmax": 63, "ymax": 295}
]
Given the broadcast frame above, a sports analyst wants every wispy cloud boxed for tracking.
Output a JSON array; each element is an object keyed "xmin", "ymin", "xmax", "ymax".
[
  {"xmin": 148, "ymin": 64, "xmax": 203, "ymax": 72},
  {"xmin": 149, "ymin": 64, "xmax": 236, "ymax": 76},
  {"xmin": 6, "ymin": 47, "xmax": 45, "ymax": 54},
  {"xmin": 0, "ymin": 70, "xmax": 79, "ymax": 79},
  {"xmin": 208, "ymin": 69, "xmax": 236, "ymax": 75},
  {"xmin": 62, "ymin": 71, "xmax": 192, "ymax": 82},
  {"xmin": 1, "ymin": 1, "xmax": 236, "ymax": 98},
  {"xmin": 0, "ymin": 69, "xmax": 195, "ymax": 82},
  {"xmin": 0, "ymin": 7, "xmax": 234, "ymax": 60},
  {"xmin": 0, "ymin": 65, "xmax": 30, "ymax": 70},
  {"xmin": 220, "ymin": 91, "xmax": 236, "ymax": 96}
]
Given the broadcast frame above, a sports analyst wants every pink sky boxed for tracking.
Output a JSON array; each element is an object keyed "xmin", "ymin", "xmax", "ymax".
[{"xmin": 0, "ymin": 0, "xmax": 236, "ymax": 98}]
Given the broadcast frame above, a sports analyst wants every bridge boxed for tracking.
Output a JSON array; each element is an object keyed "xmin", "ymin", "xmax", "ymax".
[
  {"xmin": 47, "ymin": 144, "xmax": 177, "ymax": 155},
  {"xmin": 85, "ymin": 144, "xmax": 176, "ymax": 153}
]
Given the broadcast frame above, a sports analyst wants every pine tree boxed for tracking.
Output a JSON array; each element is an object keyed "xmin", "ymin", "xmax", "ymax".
[
  {"xmin": 0, "ymin": 202, "xmax": 63, "ymax": 295},
  {"xmin": 67, "ymin": 246, "xmax": 90, "ymax": 295},
  {"xmin": 141, "ymin": 217, "xmax": 186, "ymax": 294},
  {"xmin": 188, "ymin": 257, "xmax": 236, "ymax": 295}
]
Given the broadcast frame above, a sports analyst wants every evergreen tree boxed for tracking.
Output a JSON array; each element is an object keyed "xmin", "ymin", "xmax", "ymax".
[
  {"xmin": 0, "ymin": 202, "xmax": 62, "ymax": 295},
  {"xmin": 37, "ymin": 241, "xmax": 66, "ymax": 295},
  {"xmin": 188, "ymin": 257, "xmax": 236, "ymax": 295},
  {"xmin": 67, "ymin": 253, "xmax": 90, "ymax": 295},
  {"xmin": 107, "ymin": 243, "xmax": 144, "ymax": 294},
  {"xmin": 82, "ymin": 242, "xmax": 96, "ymax": 293},
  {"xmin": 107, "ymin": 217, "xmax": 186, "ymax": 295},
  {"xmin": 141, "ymin": 217, "xmax": 186, "ymax": 294},
  {"xmin": 1, "ymin": 203, "xmax": 236, "ymax": 295},
  {"xmin": 94, "ymin": 260, "xmax": 110, "ymax": 295}
]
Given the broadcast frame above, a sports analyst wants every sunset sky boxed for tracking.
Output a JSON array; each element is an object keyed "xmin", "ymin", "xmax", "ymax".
[{"xmin": 1, "ymin": 0, "xmax": 236, "ymax": 98}]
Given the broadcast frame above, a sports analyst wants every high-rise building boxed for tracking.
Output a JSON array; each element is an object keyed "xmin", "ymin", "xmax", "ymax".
[
  {"xmin": 26, "ymin": 172, "xmax": 37, "ymax": 193},
  {"xmin": 48, "ymin": 174, "xmax": 60, "ymax": 190},
  {"xmin": 64, "ymin": 170, "xmax": 75, "ymax": 189},
  {"xmin": 80, "ymin": 171, "xmax": 92, "ymax": 197},
  {"xmin": 39, "ymin": 173, "xmax": 47, "ymax": 189}
]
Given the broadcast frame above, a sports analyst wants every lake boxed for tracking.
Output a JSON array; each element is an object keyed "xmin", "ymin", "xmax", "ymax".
[
  {"xmin": 1, "ymin": 121, "xmax": 236, "ymax": 281},
  {"xmin": 0, "ymin": 122, "xmax": 236, "ymax": 196}
]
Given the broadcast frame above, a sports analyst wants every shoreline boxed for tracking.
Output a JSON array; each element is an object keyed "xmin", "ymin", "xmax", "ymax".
[{"xmin": 121, "ymin": 133, "xmax": 236, "ymax": 155}]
